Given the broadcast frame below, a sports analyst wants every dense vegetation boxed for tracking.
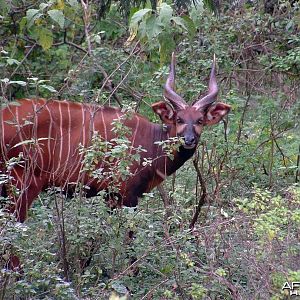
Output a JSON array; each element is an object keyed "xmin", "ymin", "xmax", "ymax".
[{"xmin": 1, "ymin": 0, "xmax": 300, "ymax": 299}]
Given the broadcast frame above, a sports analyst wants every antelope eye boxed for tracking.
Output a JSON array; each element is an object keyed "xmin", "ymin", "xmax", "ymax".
[
  {"xmin": 197, "ymin": 119, "xmax": 203, "ymax": 125},
  {"xmin": 176, "ymin": 118, "xmax": 184, "ymax": 124}
]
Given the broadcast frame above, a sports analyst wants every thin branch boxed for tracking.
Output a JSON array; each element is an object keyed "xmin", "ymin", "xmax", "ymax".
[
  {"xmin": 190, "ymin": 153, "xmax": 207, "ymax": 229},
  {"xmin": 80, "ymin": 0, "xmax": 92, "ymax": 55},
  {"xmin": 10, "ymin": 43, "xmax": 37, "ymax": 78},
  {"xmin": 96, "ymin": 63, "xmax": 123, "ymax": 107},
  {"xmin": 296, "ymin": 144, "xmax": 300, "ymax": 183},
  {"xmin": 157, "ymin": 183, "xmax": 172, "ymax": 219},
  {"xmin": 54, "ymin": 195, "xmax": 69, "ymax": 281},
  {"xmin": 140, "ymin": 278, "xmax": 169, "ymax": 300},
  {"xmin": 236, "ymin": 93, "xmax": 250, "ymax": 144},
  {"xmin": 213, "ymin": 272, "xmax": 242, "ymax": 300},
  {"xmin": 157, "ymin": 184, "xmax": 170, "ymax": 209},
  {"xmin": 53, "ymin": 40, "xmax": 88, "ymax": 54},
  {"xmin": 56, "ymin": 52, "xmax": 89, "ymax": 97},
  {"xmin": 272, "ymin": 132, "xmax": 288, "ymax": 168},
  {"xmin": 95, "ymin": 42, "xmax": 140, "ymax": 107}
]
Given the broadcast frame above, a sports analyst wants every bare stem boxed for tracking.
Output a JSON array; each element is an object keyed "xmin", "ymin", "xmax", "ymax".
[
  {"xmin": 190, "ymin": 152, "xmax": 207, "ymax": 229},
  {"xmin": 80, "ymin": 0, "xmax": 92, "ymax": 55}
]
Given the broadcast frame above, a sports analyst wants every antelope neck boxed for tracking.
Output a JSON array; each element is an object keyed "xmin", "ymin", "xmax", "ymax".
[{"xmin": 151, "ymin": 123, "xmax": 196, "ymax": 177}]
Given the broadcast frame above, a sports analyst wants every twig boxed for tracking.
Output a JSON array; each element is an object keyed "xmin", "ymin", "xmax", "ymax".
[
  {"xmin": 272, "ymin": 132, "xmax": 287, "ymax": 168},
  {"xmin": 157, "ymin": 184, "xmax": 170, "ymax": 209},
  {"xmin": 189, "ymin": 153, "xmax": 207, "ymax": 229},
  {"xmin": 296, "ymin": 144, "xmax": 300, "ymax": 183},
  {"xmin": 53, "ymin": 40, "xmax": 88, "ymax": 54},
  {"xmin": 96, "ymin": 63, "xmax": 123, "ymax": 107},
  {"xmin": 110, "ymin": 251, "xmax": 149, "ymax": 282},
  {"xmin": 213, "ymin": 272, "xmax": 242, "ymax": 300},
  {"xmin": 56, "ymin": 52, "xmax": 89, "ymax": 97},
  {"xmin": 269, "ymin": 114, "xmax": 275, "ymax": 187},
  {"xmin": 140, "ymin": 278, "xmax": 169, "ymax": 300},
  {"xmin": 254, "ymin": 127, "xmax": 292, "ymax": 152},
  {"xmin": 236, "ymin": 93, "xmax": 250, "ymax": 144},
  {"xmin": 95, "ymin": 42, "xmax": 140, "ymax": 107},
  {"xmin": 173, "ymin": 271, "xmax": 188, "ymax": 300},
  {"xmin": 54, "ymin": 194, "xmax": 69, "ymax": 281},
  {"xmin": 80, "ymin": 0, "xmax": 92, "ymax": 55},
  {"xmin": 10, "ymin": 43, "xmax": 37, "ymax": 78},
  {"xmin": 157, "ymin": 183, "xmax": 172, "ymax": 219}
]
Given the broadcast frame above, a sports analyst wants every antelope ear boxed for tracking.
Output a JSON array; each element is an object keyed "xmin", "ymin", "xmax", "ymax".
[
  {"xmin": 204, "ymin": 103, "xmax": 231, "ymax": 126},
  {"xmin": 152, "ymin": 101, "xmax": 176, "ymax": 124}
]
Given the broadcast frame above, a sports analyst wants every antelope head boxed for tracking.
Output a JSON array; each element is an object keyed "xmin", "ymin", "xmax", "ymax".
[{"xmin": 152, "ymin": 53, "xmax": 231, "ymax": 149}]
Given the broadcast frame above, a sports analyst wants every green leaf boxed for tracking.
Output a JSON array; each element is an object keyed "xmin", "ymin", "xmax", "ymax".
[
  {"xmin": 26, "ymin": 9, "xmax": 42, "ymax": 28},
  {"xmin": 171, "ymin": 17, "xmax": 188, "ymax": 31},
  {"xmin": 190, "ymin": 1, "xmax": 204, "ymax": 25},
  {"xmin": 293, "ymin": 13, "xmax": 300, "ymax": 28},
  {"xmin": 39, "ymin": 3, "xmax": 50, "ymax": 10},
  {"xmin": 9, "ymin": 81, "xmax": 27, "ymax": 86},
  {"xmin": 7, "ymin": 58, "xmax": 20, "ymax": 65},
  {"xmin": 0, "ymin": 0, "xmax": 9, "ymax": 15},
  {"xmin": 158, "ymin": 3, "xmax": 173, "ymax": 24},
  {"xmin": 128, "ymin": 7, "xmax": 140, "ymax": 21},
  {"xmin": 158, "ymin": 33, "xmax": 175, "ymax": 64},
  {"xmin": 67, "ymin": 0, "xmax": 79, "ymax": 6},
  {"xmin": 19, "ymin": 17, "xmax": 27, "ymax": 33},
  {"xmin": 40, "ymin": 84, "xmax": 57, "ymax": 93},
  {"xmin": 48, "ymin": 9, "xmax": 65, "ymax": 29},
  {"xmin": 111, "ymin": 281, "xmax": 128, "ymax": 295},
  {"xmin": 130, "ymin": 8, "xmax": 152, "ymax": 29},
  {"xmin": 181, "ymin": 16, "xmax": 196, "ymax": 38},
  {"xmin": 145, "ymin": 15, "xmax": 163, "ymax": 40},
  {"xmin": 37, "ymin": 27, "xmax": 53, "ymax": 50},
  {"xmin": 170, "ymin": 16, "xmax": 196, "ymax": 39},
  {"xmin": 203, "ymin": 0, "xmax": 217, "ymax": 13}
]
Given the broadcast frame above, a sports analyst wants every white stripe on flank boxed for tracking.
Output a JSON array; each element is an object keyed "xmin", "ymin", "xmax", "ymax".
[
  {"xmin": 91, "ymin": 106, "xmax": 95, "ymax": 133},
  {"xmin": 0, "ymin": 108, "xmax": 5, "ymax": 159},
  {"xmin": 15, "ymin": 105, "xmax": 20, "ymax": 135},
  {"xmin": 31, "ymin": 102, "xmax": 39, "ymax": 187},
  {"xmin": 100, "ymin": 108, "xmax": 107, "ymax": 141},
  {"xmin": 33, "ymin": 102, "xmax": 44, "ymax": 174},
  {"xmin": 82, "ymin": 105, "xmax": 86, "ymax": 147},
  {"xmin": 79, "ymin": 105, "xmax": 86, "ymax": 180},
  {"xmin": 57, "ymin": 102, "xmax": 64, "ymax": 175},
  {"xmin": 45, "ymin": 104, "xmax": 53, "ymax": 173},
  {"xmin": 164, "ymin": 131, "xmax": 169, "ymax": 178},
  {"xmin": 13, "ymin": 105, "xmax": 23, "ymax": 184},
  {"xmin": 130, "ymin": 115, "xmax": 139, "ymax": 153},
  {"xmin": 72, "ymin": 105, "xmax": 86, "ymax": 183},
  {"xmin": 61, "ymin": 102, "xmax": 71, "ymax": 177},
  {"xmin": 115, "ymin": 110, "xmax": 120, "ymax": 132},
  {"xmin": 156, "ymin": 169, "xmax": 166, "ymax": 180}
]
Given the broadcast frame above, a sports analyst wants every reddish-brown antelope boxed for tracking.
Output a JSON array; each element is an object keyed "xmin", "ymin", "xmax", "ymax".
[{"xmin": 0, "ymin": 54, "xmax": 230, "ymax": 224}]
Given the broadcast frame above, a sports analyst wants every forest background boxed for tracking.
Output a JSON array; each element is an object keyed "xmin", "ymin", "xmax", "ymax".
[{"xmin": 0, "ymin": 0, "xmax": 300, "ymax": 299}]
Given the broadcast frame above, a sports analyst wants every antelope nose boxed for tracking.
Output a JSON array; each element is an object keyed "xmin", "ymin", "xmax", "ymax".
[{"xmin": 185, "ymin": 136, "xmax": 195, "ymax": 145}]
